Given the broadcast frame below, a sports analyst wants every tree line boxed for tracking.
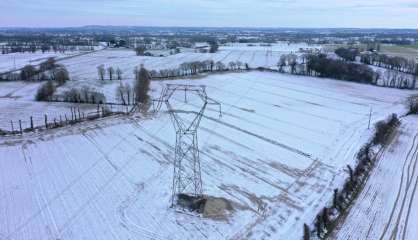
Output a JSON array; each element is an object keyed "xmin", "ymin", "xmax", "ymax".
[
  {"xmin": 42, "ymin": 65, "xmax": 151, "ymax": 112},
  {"xmin": 116, "ymin": 65, "xmax": 151, "ymax": 109},
  {"xmin": 97, "ymin": 65, "xmax": 123, "ymax": 81},
  {"xmin": 306, "ymin": 53, "xmax": 377, "ymax": 84},
  {"xmin": 276, "ymin": 52, "xmax": 377, "ymax": 84},
  {"xmin": 149, "ymin": 60, "xmax": 249, "ymax": 79},
  {"xmin": 1, "ymin": 44, "xmax": 94, "ymax": 54},
  {"xmin": 334, "ymin": 47, "xmax": 359, "ymax": 62},
  {"xmin": 334, "ymin": 47, "xmax": 418, "ymax": 76},
  {"xmin": 275, "ymin": 52, "xmax": 416, "ymax": 89},
  {"xmin": 360, "ymin": 52, "xmax": 418, "ymax": 75},
  {"xmin": 1, "ymin": 57, "xmax": 70, "ymax": 84},
  {"xmin": 333, "ymin": 47, "xmax": 417, "ymax": 89},
  {"xmin": 304, "ymin": 114, "xmax": 400, "ymax": 239},
  {"xmin": 60, "ymin": 87, "xmax": 107, "ymax": 104}
]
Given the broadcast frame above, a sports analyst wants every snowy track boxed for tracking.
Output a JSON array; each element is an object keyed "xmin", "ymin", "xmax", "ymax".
[{"xmin": 335, "ymin": 116, "xmax": 418, "ymax": 240}]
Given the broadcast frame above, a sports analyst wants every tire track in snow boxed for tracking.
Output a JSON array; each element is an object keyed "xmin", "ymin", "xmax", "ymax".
[
  {"xmin": 401, "ymin": 175, "xmax": 418, "ymax": 240},
  {"xmin": 6, "ymin": 128, "xmax": 142, "ymax": 239},
  {"xmin": 379, "ymin": 131, "xmax": 418, "ymax": 240},
  {"xmin": 206, "ymin": 84, "xmax": 345, "ymax": 124},
  {"xmin": 390, "ymin": 137, "xmax": 418, "ymax": 240},
  {"xmin": 202, "ymin": 113, "xmax": 312, "ymax": 158}
]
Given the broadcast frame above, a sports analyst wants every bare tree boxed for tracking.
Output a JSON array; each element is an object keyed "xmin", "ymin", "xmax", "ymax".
[
  {"xmin": 134, "ymin": 65, "xmax": 151, "ymax": 106},
  {"xmin": 125, "ymin": 83, "xmax": 133, "ymax": 105},
  {"xmin": 40, "ymin": 57, "xmax": 57, "ymax": 72},
  {"xmin": 116, "ymin": 83, "xmax": 133, "ymax": 105},
  {"xmin": 36, "ymin": 81, "xmax": 56, "ymax": 101},
  {"xmin": 97, "ymin": 65, "xmax": 105, "ymax": 81},
  {"xmin": 287, "ymin": 54, "xmax": 298, "ymax": 74},
  {"xmin": 116, "ymin": 67, "xmax": 123, "ymax": 80},
  {"xmin": 54, "ymin": 67, "xmax": 70, "ymax": 86},
  {"xmin": 236, "ymin": 61, "xmax": 243, "ymax": 70},
  {"xmin": 135, "ymin": 46, "xmax": 147, "ymax": 56},
  {"xmin": 228, "ymin": 61, "xmax": 236, "ymax": 70},
  {"xmin": 107, "ymin": 66, "xmax": 115, "ymax": 81},
  {"xmin": 215, "ymin": 61, "xmax": 226, "ymax": 71},
  {"xmin": 21, "ymin": 64, "xmax": 37, "ymax": 81},
  {"xmin": 278, "ymin": 55, "xmax": 287, "ymax": 73},
  {"xmin": 116, "ymin": 84, "xmax": 127, "ymax": 105},
  {"xmin": 80, "ymin": 86, "xmax": 91, "ymax": 103}
]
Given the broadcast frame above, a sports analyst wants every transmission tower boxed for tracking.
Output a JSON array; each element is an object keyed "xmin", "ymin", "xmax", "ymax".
[{"xmin": 153, "ymin": 84, "xmax": 221, "ymax": 206}]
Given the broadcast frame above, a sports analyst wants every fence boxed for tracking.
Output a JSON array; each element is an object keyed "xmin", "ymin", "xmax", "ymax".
[{"xmin": 1, "ymin": 103, "xmax": 134, "ymax": 136}]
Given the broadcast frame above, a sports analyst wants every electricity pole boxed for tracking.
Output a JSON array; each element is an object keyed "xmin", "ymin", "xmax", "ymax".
[{"xmin": 153, "ymin": 84, "xmax": 221, "ymax": 206}]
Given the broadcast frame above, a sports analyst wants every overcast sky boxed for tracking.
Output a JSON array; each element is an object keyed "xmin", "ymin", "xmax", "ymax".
[{"xmin": 1, "ymin": 0, "xmax": 418, "ymax": 28}]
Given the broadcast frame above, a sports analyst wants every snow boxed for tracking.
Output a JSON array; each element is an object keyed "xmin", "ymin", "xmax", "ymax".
[
  {"xmin": 220, "ymin": 42, "xmax": 320, "ymax": 52},
  {"xmin": 0, "ymin": 50, "xmax": 100, "ymax": 73},
  {"xmin": 0, "ymin": 71, "xmax": 414, "ymax": 240},
  {"xmin": 0, "ymin": 81, "xmax": 98, "ymax": 131},
  {"xmin": 59, "ymin": 42, "xmax": 319, "ymax": 83},
  {"xmin": 334, "ymin": 115, "xmax": 418, "ymax": 240}
]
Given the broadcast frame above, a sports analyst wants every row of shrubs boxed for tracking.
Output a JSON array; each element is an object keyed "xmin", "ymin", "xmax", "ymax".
[
  {"xmin": 304, "ymin": 114, "xmax": 400, "ymax": 240},
  {"xmin": 1, "ymin": 58, "xmax": 70, "ymax": 84}
]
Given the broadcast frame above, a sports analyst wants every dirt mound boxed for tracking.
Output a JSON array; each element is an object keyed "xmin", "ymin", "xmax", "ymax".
[
  {"xmin": 176, "ymin": 194, "xmax": 233, "ymax": 219},
  {"xmin": 202, "ymin": 197, "xmax": 233, "ymax": 219}
]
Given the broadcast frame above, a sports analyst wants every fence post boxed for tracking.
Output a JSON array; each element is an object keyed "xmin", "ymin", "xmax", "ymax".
[
  {"xmin": 45, "ymin": 114, "xmax": 48, "ymax": 129},
  {"xmin": 30, "ymin": 116, "xmax": 33, "ymax": 130},
  {"xmin": 59, "ymin": 115, "xmax": 63, "ymax": 125},
  {"xmin": 19, "ymin": 120, "xmax": 22, "ymax": 134},
  {"xmin": 78, "ymin": 108, "xmax": 81, "ymax": 120},
  {"xmin": 65, "ymin": 114, "xmax": 68, "ymax": 124}
]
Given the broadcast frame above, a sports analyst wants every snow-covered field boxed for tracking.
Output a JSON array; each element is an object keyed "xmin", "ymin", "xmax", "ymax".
[
  {"xmin": 2, "ymin": 42, "xmax": 311, "ymax": 128},
  {"xmin": 334, "ymin": 115, "xmax": 418, "ymax": 240},
  {"xmin": 0, "ymin": 81, "xmax": 97, "ymax": 130},
  {"xmin": 60, "ymin": 42, "xmax": 319, "ymax": 82},
  {"xmin": 0, "ymin": 49, "xmax": 102, "ymax": 73},
  {"xmin": 0, "ymin": 71, "xmax": 413, "ymax": 240},
  {"xmin": 53, "ymin": 42, "xmax": 320, "ymax": 103}
]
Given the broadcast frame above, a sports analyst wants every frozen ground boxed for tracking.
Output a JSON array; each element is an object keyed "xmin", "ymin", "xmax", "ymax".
[
  {"xmin": 60, "ymin": 42, "xmax": 319, "ymax": 83},
  {"xmin": 56, "ymin": 43, "xmax": 320, "ymax": 102},
  {"xmin": 0, "ymin": 48, "xmax": 102, "ymax": 73},
  {"xmin": 334, "ymin": 115, "xmax": 418, "ymax": 240},
  {"xmin": 0, "ymin": 81, "xmax": 97, "ymax": 130},
  {"xmin": 0, "ymin": 72, "xmax": 414, "ymax": 240}
]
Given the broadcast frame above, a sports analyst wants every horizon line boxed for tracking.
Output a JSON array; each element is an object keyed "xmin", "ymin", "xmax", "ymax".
[{"xmin": 1, "ymin": 25, "xmax": 418, "ymax": 31}]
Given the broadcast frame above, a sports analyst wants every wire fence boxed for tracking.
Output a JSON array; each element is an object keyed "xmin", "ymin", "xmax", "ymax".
[{"xmin": 0, "ymin": 102, "xmax": 134, "ymax": 136}]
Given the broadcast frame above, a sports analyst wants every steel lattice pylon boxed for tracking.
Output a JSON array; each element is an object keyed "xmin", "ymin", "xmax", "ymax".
[{"xmin": 153, "ymin": 84, "xmax": 221, "ymax": 206}]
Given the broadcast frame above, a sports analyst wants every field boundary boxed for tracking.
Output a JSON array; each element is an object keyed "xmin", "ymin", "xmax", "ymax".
[
  {"xmin": 306, "ymin": 114, "xmax": 401, "ymax": 239},
  {"xmin": 0, "ymin": 103, "xmax": 134, "ymax": 137}
]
